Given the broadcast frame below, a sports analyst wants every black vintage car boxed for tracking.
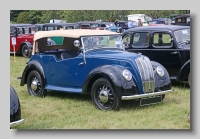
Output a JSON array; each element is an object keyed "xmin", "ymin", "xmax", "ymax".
[
  {"xmin": 174, "ymin": 14, "xmax": 190, "ymax": 26},
  {"xmin": 122, "ymin": 25, "xmax": 190, "ymax": 83},
  {"xmin": 10, "ymin": 85, "xmax": 24, "ymax": 128},
  {"xmin": 34, "ymin": 23, "xmax": 80, "ymax": 32}
]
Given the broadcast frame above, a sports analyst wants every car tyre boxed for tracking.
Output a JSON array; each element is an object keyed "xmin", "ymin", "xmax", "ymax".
[
  {"xmin": 27, "ymin": 70, "xmax": 46, "ymax": 97},
  {"xmin": 91, "ymin": 78, "xmax": 121, "ymax": 111},
  {"xmin": 22, "ymin": 44, "xmax": 32, "ymax": 58}
]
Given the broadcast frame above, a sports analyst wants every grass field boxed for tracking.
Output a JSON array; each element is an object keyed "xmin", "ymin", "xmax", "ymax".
[{"xmin": 10, "ymin": 55, "xmax": 190, "ymax": 129}]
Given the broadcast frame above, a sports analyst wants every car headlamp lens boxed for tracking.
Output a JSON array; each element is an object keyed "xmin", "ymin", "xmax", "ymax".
[
  {"xmin": 156, "ymin": 66, "xmax": 165, "ymax": 77},
  {"xmin": 122, "ymin": 69, "xmax": 132, "ymax": 81}
]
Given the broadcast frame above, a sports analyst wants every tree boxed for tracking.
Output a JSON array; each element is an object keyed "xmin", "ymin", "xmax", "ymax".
[
  {"xmin": 16, "ymin": 12, "xmax": 28, "ymax": 23},
  {"xmin": 10, "ymin": 10, "xmax": 28, "ymax": 23},
  {"xmin": 26, "ymin": 10, "xmax": 43, "ymax": 24}
]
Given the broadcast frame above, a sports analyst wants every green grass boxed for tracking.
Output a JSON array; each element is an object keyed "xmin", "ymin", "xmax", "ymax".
[{"xmin": 10, "ymin": 55, "xmax": 190, "ymax": 129}]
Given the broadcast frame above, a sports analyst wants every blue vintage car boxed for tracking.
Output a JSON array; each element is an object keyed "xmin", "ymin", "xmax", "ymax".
[{"xmin": 19, "ymin": 29, "xmax": 173, "ymax": 111}]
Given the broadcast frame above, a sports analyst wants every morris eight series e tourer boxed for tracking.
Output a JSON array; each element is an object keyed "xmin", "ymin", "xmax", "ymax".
[{"xmin": 18, "ymin": 29, "xmax": 173, "ymax": 111}]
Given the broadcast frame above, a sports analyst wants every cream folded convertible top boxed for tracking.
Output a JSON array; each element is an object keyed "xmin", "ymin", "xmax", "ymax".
[{"xmin": 34, "ymin": 29, "xmax": 121, "ymax": 41}]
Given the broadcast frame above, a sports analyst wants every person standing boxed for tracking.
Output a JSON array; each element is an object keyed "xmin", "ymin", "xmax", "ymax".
[
  {"xmin": 138, "ymin": 19, "xmax": 143, "ymax": 27},
  {"xmin": 128, "ymin": 20, "xmax": 133, "ymax": 29},
  {"xmin": 166, "ymin": 19, "xmax": 171, "ymax": 25}
]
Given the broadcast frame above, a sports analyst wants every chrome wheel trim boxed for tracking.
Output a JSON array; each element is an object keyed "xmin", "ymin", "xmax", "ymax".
[
  {"xmin": 30, "ymin": 76, "xmax": 41, "ymax": 96},
  {"xmin": 95, "ymin": 84, "xmax": 114, "ymax": 109}
]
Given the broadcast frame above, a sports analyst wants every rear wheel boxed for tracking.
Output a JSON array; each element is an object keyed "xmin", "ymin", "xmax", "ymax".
[
  {"xmin": 91, "ymin": 78, "xmax": 121, "ymax": 111},
  {"xmin": 22, "ymin": 44, "xmax": 32, "ymax": 58},
  {"xmin": 27, "ymin": 70, "xmax": 46, "ymax": 97}
]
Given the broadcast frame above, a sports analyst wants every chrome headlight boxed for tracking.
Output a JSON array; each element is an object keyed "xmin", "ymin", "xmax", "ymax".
[
  {"xmin": 122, "ymin": 69, "xmax": 132, "ymax": 81},
  {"xmin": 156, "ymin": 66, "xmax": 165, "ymax": 77}
]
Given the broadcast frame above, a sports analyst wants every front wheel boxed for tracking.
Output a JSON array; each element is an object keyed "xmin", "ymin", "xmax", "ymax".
[
  {"xmin": 22, "ymin": 44, "xmax": 32, "ymax": 58},
  {"xmin": 27, "ymin": 70, "xmax": 46, "ymax": 97},
  {"xmin": 91, "ymin": 78, "xmax": 121, "ymax": 111}
]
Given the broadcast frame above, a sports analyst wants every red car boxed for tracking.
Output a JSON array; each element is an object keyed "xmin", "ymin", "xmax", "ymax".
[{"xmin": 10, "ymin": 24, "xmax": 35, "ymax": 58}]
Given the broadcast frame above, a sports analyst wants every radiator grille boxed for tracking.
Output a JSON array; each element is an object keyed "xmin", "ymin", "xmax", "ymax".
[{"xmin": 135, "ymin": 56, "xmax": 155, "ymax": 93}]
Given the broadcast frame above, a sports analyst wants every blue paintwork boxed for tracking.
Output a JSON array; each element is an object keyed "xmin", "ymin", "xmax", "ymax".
[
  {"xmin": 108, "ymin": 27, "xmax": 119, "ymax": 32},
  {"xmin": 20, "ymin": 46, "xmax": 171, "ymax": 97}
]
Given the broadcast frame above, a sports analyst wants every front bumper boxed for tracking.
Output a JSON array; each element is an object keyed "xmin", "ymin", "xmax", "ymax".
[
  {"xmin": 121, "ymin": 89, "xmax": 173, "ymax": 100},
  {"xmin": 10, "ymin": 119, "xmax": 24, "ymax": 128}
]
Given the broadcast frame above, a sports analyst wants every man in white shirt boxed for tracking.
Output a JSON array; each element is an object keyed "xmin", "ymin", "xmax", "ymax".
[{"xmin": 128, "ymin": 20, "xmax": 133, "ymax": 29}]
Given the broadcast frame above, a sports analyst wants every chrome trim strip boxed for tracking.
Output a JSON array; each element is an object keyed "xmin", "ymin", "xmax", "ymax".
[
  {"xmin": 10, "ymin": 119, "xmax": 24, "ymax": 127},
  {"xmin": 135, "ymin": 56, "xmax": 155, "ymax": 93},
  {"xmin": 121, "ymin": 89, "xmax": 173, "ymax": 100}
]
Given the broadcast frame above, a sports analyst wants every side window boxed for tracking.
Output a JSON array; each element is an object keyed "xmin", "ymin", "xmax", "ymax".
[
  {"xmin": 122, "ymin": 34, "xmax": 130, "ymax": 48},
  {"xmin": 24, "ymin": 27, "xmax": 29, "ymax": 34},
  {"xmin": 153, "ymin": 32, "xmax": 172, "ymax": 47},
  {"xmin": 132, "ymin": 32, "xmax": 150, "ymax": 47},
  {"xmin": 10, "ymin": 27, "xmax": 16, "ymax": 36},
  {"xmin": 101, "ymin": 24, "xmax": 106, "ymax": 27},
  {"xmin": 48, "ymin": 26, "xmax": 54, "ymax": 31},
  {"xmin": 17, "ymin": 28, "xmax": 23, "ymax": 35}
]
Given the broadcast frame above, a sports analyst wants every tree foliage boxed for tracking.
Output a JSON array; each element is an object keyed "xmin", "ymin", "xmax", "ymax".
[
  {"xmin": 10, "ymin": 10, "xmax": 190, "ymax": 24},
  {"xmin": 16, "ymin": 12, "xmax": 28, "ymax": 23}
]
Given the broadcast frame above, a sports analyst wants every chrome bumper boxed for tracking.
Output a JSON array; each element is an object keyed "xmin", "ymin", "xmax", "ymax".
[
  {"xmin": 121, "ymin": 89, "xmax": 173, "ymax": 100},
  {"xmin": 10, "ymin": 119, "xmax": 24, "ymax": 128}
]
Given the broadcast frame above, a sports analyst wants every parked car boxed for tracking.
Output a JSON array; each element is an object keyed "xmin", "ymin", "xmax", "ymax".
[
  {"xmin": 10, "ymin": 24, "xmax": 35, "ymax": 58},
  {"xmin": 18, "ymin": 29, "xmax": 173, "ymax": 111},
  {"xmin": 148, "ymin": 18, "xmax": 172, "ymax": 25},
  {"xmin": 114, "ymin": 21, "xmax": 130, "ymax": 32},
  {"xmin": 122, "ymin": 25, "xmax": 190, "ymax": 83},
  {"xmin": 174, "ymin": 14, "xmax": 190, "ymax": 26},
  {"xmin": 34, "ymin": 24, "xmax": 44, "ymax": 32},
  {"xmin": 169, "ymin": 14, "xmax": 181, "ymax": 25},
  {"xmin": 97, "ymin": 22, "xmax": 122, "ymax": 32},
  {"xmin": 35, "ymin": 23, "xmax": 80, "ymax": 31},
  {"xmin": 10, "ymin": 85, "xmax": 24, "ymax": 128},
  {"xmin": 77, "ymin": 21, "xmax": 99, "ymax": 29}
]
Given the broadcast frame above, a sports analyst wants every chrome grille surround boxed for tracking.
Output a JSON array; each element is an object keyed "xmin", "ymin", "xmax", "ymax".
[{"xmin": 135, "ymin": 56, "xmax": 155, "ymax": 93}]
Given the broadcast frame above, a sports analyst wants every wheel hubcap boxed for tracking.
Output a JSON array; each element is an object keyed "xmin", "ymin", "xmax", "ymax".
[
  {"xmin": 99, "ymin": 90, "xmax": 109, "ymax": 103},
  {"xmin": 24, "ymin": 49, "xmax": 28, "ymax": 55},
  {"xmin": 31, "ymin": 77, "xmax": 40, "ymax": 92},
  {"xmin": 98, "ymin": 85, "xmax": 110, "ymax": 103}
]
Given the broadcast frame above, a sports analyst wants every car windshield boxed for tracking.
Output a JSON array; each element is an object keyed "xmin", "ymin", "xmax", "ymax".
[
  {"xmin": 82, "ymin": 35, "xmax": 124, "ymax": 51},
  {"xmin": 174, "ymin": 29, "xmax": 190, "ymax": 44}
]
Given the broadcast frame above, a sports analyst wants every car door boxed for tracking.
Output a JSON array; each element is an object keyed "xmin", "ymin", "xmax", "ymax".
[
  {"xmin": 150, "ymin": 31, "xmax": 182, "ymax": 79},
  {"xmin": 124, "ymin": 31, "xmax": 152, "ymax": 58}
]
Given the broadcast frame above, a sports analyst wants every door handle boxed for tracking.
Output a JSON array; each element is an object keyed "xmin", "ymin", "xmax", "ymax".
[{"xmin": 171, "ymin": 51, "xmax": 178, "ymax": 54}]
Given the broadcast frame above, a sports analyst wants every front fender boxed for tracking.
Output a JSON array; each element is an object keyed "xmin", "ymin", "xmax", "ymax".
[
  {"xmin": 82, "ymin": 65, "xmax": 138, "ymax": 97},
  {"xmin": 20, "ymin": 60, "xmax": 45, "ymax": 86},
  {"xmin": 177, "ymin": 60, "xmax": 190, "ymax": 81}
]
